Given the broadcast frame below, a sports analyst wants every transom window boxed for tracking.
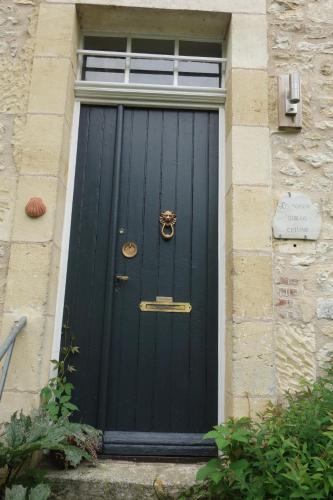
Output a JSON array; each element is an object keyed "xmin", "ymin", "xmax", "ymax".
[{"xmin": 79, "ymin": 36, "xmax": 225, "ymax": 89}]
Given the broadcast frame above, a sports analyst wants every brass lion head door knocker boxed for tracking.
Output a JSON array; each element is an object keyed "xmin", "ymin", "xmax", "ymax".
[{"xmin": 160, "ymin": 210, "xmax": 177, "ymax": 240}]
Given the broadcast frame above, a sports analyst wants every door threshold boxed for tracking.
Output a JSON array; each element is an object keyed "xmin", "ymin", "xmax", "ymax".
[
  {"xmin": 103, "ymin": 431, "xmax": 217, "ymax": 457},
  {"xmin": 98, "ymin": 455, "xmax": 210, "ymax": 463}
]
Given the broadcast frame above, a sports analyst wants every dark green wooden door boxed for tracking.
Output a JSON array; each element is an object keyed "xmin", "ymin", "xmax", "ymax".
[{"xmin": 64, "ymin": 105, "xmax": 219, "ymax": 456}]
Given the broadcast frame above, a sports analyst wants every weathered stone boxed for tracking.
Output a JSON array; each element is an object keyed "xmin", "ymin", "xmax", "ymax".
[
  {"xmin": 48, "ymin": 460, "xmax": 201, "ymax": 500},
  {"xmin": 317, "ymin": 298, "xmax": 333, "ymax": 320},
  {"xmin": 279, "ymin": 161, "xmax": 304, "ymax": 177},
  {"xmin": 275, "ymin": 323, "xmax": 316, "ymax": 395},
  {"xmin": 320, "ymin": 63, "xmax": 333, "ymax": 76},
  {"xmin": 297, "ymin": 152, "xmax": 333, "ymax": 168},
  {"xmin": 291, "ymin": 254, "xmax": 315, "ymax": 266},
  {"xmin": 317, "ymin": 343, "xmax": 333, "ymax": 369},
  {"xmin": 233, "ymin": 255, "xmax": 273, "ymax": 320}
]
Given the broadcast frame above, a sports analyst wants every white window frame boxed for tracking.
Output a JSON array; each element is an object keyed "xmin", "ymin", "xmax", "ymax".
[{"xmin": 76, "ymin": 33, "xmax": 227, "ymax": 108}]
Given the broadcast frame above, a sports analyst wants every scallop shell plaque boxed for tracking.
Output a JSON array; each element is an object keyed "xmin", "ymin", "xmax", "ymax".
[{"xmin": 25, "ymin": 197, "xmax": 47, "ymax": 218}]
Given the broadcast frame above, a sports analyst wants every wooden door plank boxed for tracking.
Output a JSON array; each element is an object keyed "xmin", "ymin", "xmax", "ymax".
[
  {"xmin": 64, "ymin": 106, "xmax": 118, "ymax": 427},
  {"xmin": 189, "ymin": 111, "xmax": 210, "ymax": 432},
  {"xmin": 153, "ymin": 110, "xmax": 179, "ymax": 431},
  {"xmin": 135, "ymin": 109, "xmax": 164, "ymax": 431},
  {"xmin": 206, "ymin": 112, "xmax": 219, "ymax": 426}
]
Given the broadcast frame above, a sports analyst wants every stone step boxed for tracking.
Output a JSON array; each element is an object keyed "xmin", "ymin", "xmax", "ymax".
[{"xmin": 48, "ymin": 459, "xmax": 202, "ymax": 499}]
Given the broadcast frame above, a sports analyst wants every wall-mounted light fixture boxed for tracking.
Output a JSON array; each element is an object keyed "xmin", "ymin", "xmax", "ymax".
[{"xmin": 278, "ymin": 71, "xmax": 302, "ymax": 130}]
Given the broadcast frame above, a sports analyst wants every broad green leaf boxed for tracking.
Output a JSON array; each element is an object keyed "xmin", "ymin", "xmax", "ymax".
[
  {"xmin": 5, "ymin": 485, "xmax": 27, "ymax": 500},
  {"xmin": 28, "ymin": 484, "xmax": 51, "ymax": 500}
]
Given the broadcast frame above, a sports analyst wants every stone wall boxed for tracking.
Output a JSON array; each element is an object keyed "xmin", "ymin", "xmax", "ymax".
[
  {"xmin": 0, "ymin": 0, "xmax": 78, "ymax": 421},
  {"xmin": 268, "ymin": 0, "xmax": 333, "ymax": 396},
  {"xmin": 0, "ymin": 0, "xmax": 40, "ymax": 331}
]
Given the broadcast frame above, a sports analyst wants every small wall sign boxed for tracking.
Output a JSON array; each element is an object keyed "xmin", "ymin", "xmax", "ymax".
[{"xmin": 273, "ymin": 192, "xmax": 321, "ymax": 240}]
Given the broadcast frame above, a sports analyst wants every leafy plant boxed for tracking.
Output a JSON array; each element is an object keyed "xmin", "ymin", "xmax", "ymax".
[
  {"xmin": 181, "ymin": 364, "xmax": 333, "ymax": 499},
  {"xmin": 40, "ymin": 315, "xmax": 79, "ymax": 421},
  {"xmin": 0, "ymin": 411, "xmax": 101, "ymax": 498},
  {"xmin": 5, "ymin": 483, "xmax": 50, "ymax": 500},
  {"xmin": 0, "ymin": 313, "xmax": 101, "ymax": 500}
]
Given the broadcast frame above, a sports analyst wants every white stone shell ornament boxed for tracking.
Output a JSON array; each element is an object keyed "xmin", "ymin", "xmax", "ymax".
[{"xmin": 25, "ymin": 197, "xmax": 47, "ymax": 218}]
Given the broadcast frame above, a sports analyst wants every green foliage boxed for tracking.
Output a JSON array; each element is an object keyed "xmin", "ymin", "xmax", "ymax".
[
  {"xmin": 181, "ymin": 365, "xmax": 333, "ymax": 499},
  {"xmin": 0, "ymin": 411, "xmax": 101, "ymax": 499},
  {"xmin": 5, "ymin": 484, "xmax": 50, "ymax": 500},
  {"xmin": 40, "ymin": 317, "xmax": 79, "ymax": 421},
  {"xmin": 0, "ymin": 314, "xmax": 101, "ymax": 499}
]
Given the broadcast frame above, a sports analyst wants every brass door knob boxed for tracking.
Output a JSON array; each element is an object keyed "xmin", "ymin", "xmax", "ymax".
[{"xmin": 115, "ymin": 275, "xmax": 129, "ymax": 281}]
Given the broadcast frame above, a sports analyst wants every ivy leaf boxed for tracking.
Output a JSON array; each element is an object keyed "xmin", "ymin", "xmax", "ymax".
[{"xmin": 64, "ymin": 403, "xmax": 78, "ymax": 412}]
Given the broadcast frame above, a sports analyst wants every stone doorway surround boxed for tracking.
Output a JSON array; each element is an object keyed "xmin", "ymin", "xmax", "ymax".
[{"xmin": 0, "ymin": 0, "xmax": 274, "ymax": 422}]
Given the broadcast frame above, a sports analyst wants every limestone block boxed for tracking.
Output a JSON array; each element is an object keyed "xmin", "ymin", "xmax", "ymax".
[
  {"xmin": 226, "ymin": 126, "xmax": 271, "ymax": 189},
  {"xmin": 230, "ymin": 14, "xmax": 268, "ymax": 69},
  {"xmin": 20, "ymin": 114, "xmax": 68, "ymax": 176},
  {"xmin": 233, "ymin": 254, "xmax": 273, "ymax": 320},
  {"xmin": 59, "ymin": 119, "xmax": 71, "ymax": 183},
  {"xmin": 0, "ymin": 391, "xmax": 39, "ymax": 424},
  {"xmin": 225, "ymin": 252, "xmax": 233, "ymax": 320},
  {"xmin": 4, "ymin": 242, "xmax": 52, "ymax": 313},
  {"xmin": 0, "ymin": 243, "xmax": 10, "ymax": 326},
  {"xmin": 28, "ymin": 57, "xmax": 75, "ymax": 119},
  {"xmin": 0, "ymin": 175, "xmax": 16, "ymax": 241},
  {"xmin": 53, "ymin": 181, "xmax": 66, "ymax": 248},
  {"xmin": 233, "ymin": 322, "xmax": 273, "ymax": 358},
  {"xmin": 47, "ymin": 245, "xmax": 60, "ymax": 316},
  {"xmin": 232, "ymin": 322, "xmax": 274, "ymax": 397},
  {"xmin": 224, "ymin": 391, "xmax": 233, "ymax": 419},
  {"xmin": 0, "ymin": 115, "xmax": 16, "ymax": 173},
  {"xmin": 224, "ymin": 322, "xmax": 233, "ymax": 395},
  {"xmin": 275, "ymin": 322, "xmax": 316, "ymax": 395},
  {"xmin": 49, "ymin": 0, "xmax": 266, "ymax": 15},
  {"xmin": 226, "ymin": 69, "xmax": 269, "ymax": 130},
  {"xmin": 232, "ymin": 397, "xmax": 272, "ymax": 419},
  {"xmin": 0, "ymin": 55, "xmax": 34, "ymax": 114},
  {"xmin": 39, "ymin": 315, "xmax": 57, "ymax": 387},
  {"xmin": 35, "ymin": 3, "xmax": 78, "ymax": 60},
  {"xmin": 232, "ymin": 186, "xmax": 272, "ymax": 251},
  {"xmin": 12, "ymin": 176, "xmax": 58, "ymax": 243},
  {"xmin": 225, "ymin": 188, "xmax": 232, "ymax": 254},
  {"xmin": 48, "ymin": 459, "xmax": 203, "ymax": 500},
  {"xmin": 0, "ymin": 312, "xmax": 46, "ymax": 392}
]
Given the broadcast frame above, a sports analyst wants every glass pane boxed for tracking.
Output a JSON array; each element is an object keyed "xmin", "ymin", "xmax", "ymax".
[
  {"xmin": 84, "ymin": 70, "xmax": 125, "ymax": 83},
  {"xmin": 179, "ymin": 40, "xmax": 221, "ymax": 58},
  {"xmin": 178, "ymin": 41, "xmax": 221, "ymax": 88},
  {"xmin": 130, "ymin": 38, "xmax": 174, "ymax": 85},
  {"xmin": 178, "ymin": 73, "xmax": 220, "ymax": 88},
  {"xmin": 83, "ymin": 55, "xmax": 125, "ymax": 82},
  {"xmin": 83, "ymin": 37, "xmax": 126, "ymax": 82},
  {"xmin": 129, "ymin": 57, "xmax": 173, "ymax": 85},
  {"xmin": 84, "ymin": 36, "xmax": 127, "ymax": 52},
  {"xmin": 178, "ymin": 60, "xmax": 220, "ymax": 88},
  {"xmin": 132, "ymin": 38, "xmax": 174, "ymax": 54}
]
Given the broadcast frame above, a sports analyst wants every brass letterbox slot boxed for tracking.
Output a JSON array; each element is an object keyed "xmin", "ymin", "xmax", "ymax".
[{"xmin": 139, "ymin": 296, "xmax": 192, "ymax": 313}]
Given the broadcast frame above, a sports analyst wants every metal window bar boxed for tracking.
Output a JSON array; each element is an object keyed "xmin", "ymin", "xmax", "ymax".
[
  {"xmin": 79, "ymin": 49, "xmax": 226, "ymax": 91},
  {"xmin": 0, "ymin": 316, "xmax": 27, "ymax": 400},
  {"xmin": 78, "ymin": 49, "xmax": 227, "ymax": 64}
]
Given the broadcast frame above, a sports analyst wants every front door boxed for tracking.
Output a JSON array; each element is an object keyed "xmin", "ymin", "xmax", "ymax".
[{"xmin": 64, "ymin": 105, "xmax": 219, "ymax": 456}]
